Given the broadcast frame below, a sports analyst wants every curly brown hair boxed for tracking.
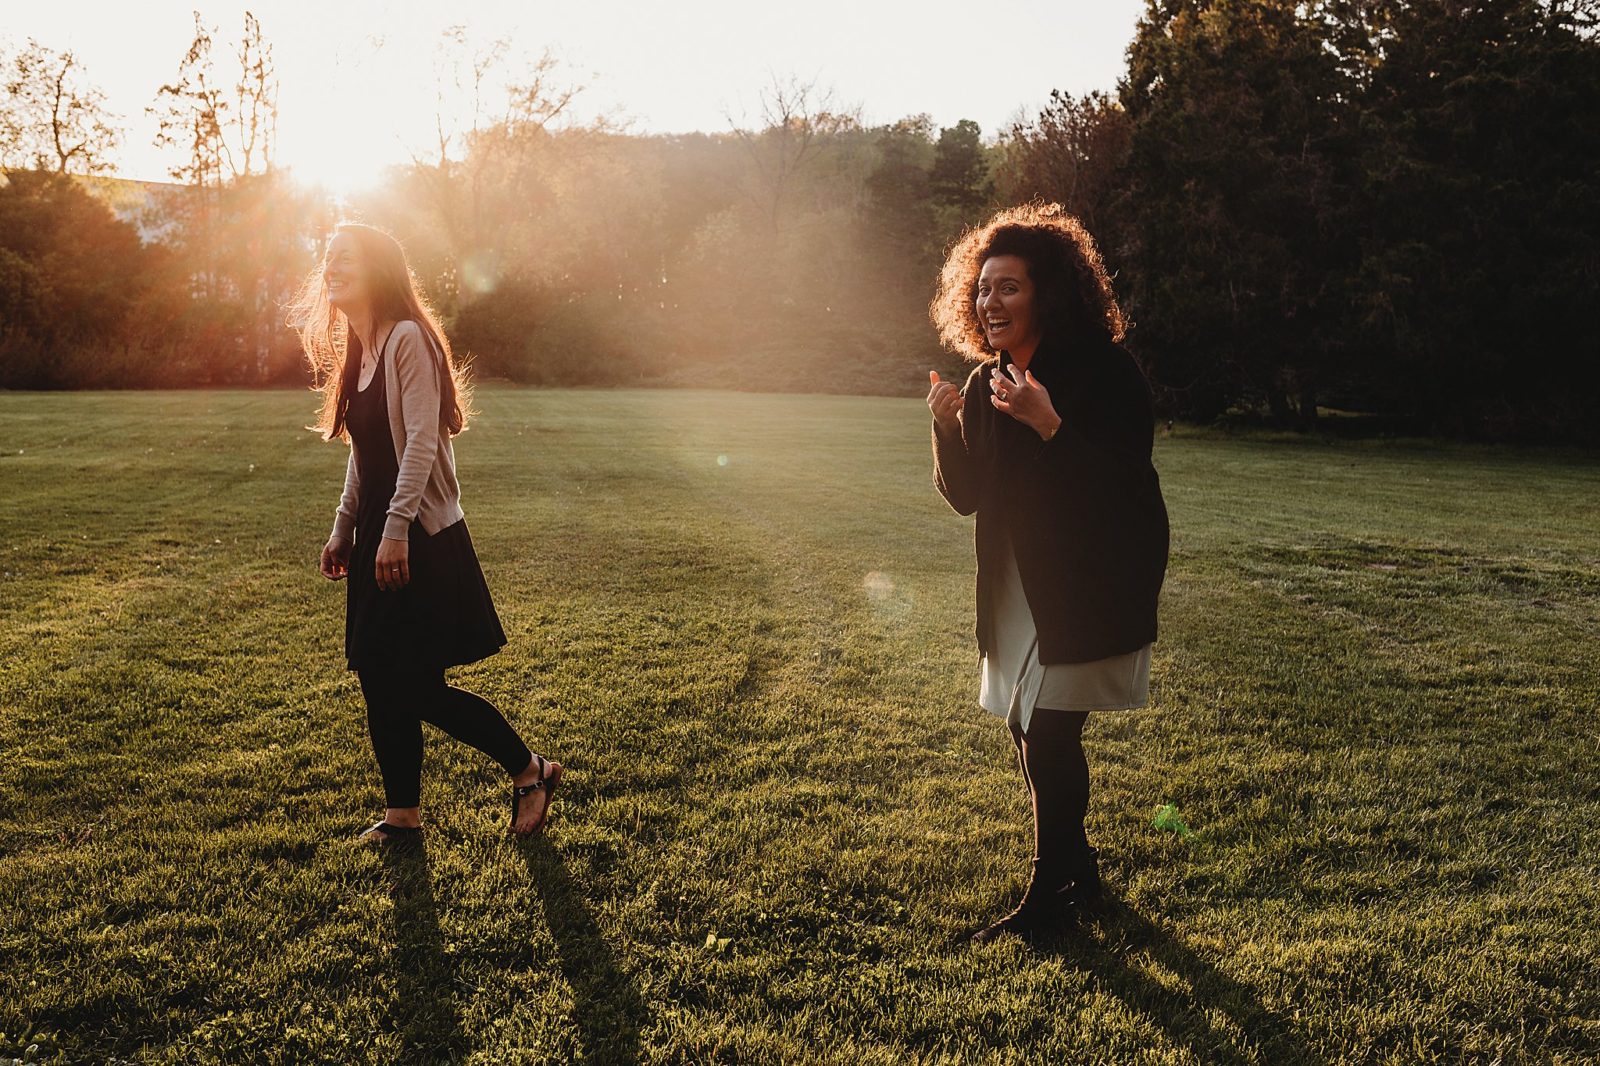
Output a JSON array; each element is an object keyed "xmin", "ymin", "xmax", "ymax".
[{"xmin": 930, "ymin": 202, "xmax": 1127, "ymax": 361}]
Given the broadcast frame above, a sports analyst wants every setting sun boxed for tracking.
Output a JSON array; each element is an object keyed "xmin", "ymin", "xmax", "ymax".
[
  {"xmin": 278, "ymin": 130, "xmax": 400, "ymax": 201},
  {"xmin": 3, "ymin": 1, "xmax": 1143, "ymax": 186}
]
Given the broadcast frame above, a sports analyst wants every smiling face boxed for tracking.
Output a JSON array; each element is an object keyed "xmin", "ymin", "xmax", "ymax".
[
  {"xmin": 321, "ymin": 231, "xmax": 370, "ymax": 315},
  {"xmin": 976, "ymin": 254, "xmax": 1041, "ymax": 357}
]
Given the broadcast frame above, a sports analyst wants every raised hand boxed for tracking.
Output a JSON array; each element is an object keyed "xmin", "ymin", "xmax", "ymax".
[
  {"xmin": 990, "ymin": 363, "xmax": 1063, "ymax": 441},
  {"xmin": 928, "ymin": 370, "xmax": 963, "ymax": 436}
]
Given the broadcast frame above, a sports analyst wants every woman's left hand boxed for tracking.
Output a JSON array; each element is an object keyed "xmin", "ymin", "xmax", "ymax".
[
  {"xmin": 375, "ymin": 537, "xmax": 410, "ymax": 591},
  {"xmin": 990, "ymin": 364, "xmax": 1064, "ymax": 441}
]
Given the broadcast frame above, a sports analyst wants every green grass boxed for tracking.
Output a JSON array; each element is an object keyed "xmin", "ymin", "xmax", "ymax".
[{"xmin": 1, "ymin": 388, "xmax": 1597, "ymax": 1065}]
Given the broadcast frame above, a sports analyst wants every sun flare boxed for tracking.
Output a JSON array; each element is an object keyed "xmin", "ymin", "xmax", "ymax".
[{"xmin": 273, "ymin": 78, "xmax": 421, "ymax": 200}]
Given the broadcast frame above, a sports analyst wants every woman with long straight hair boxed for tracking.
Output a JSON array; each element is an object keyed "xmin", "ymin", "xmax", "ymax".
[
  {"xmin": 927, "ymin": 203, "xmax": 1169, "ymax": 942},
  {"xmin": 289, "ymin": 221, "xmax": 561, "ymax": 844}
]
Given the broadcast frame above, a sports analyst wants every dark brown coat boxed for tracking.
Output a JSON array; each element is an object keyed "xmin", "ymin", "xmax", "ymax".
[{"xmin": 933, "ymin": 332, "xmax": 1169, "ymax": 663}]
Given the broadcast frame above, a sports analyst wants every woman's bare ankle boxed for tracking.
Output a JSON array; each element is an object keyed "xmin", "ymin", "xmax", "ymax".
[
  {"xmin": 384, "ymin": 806, "xmax": 422, "ymax": 828},
  {"xmin": 513, "ymin": 756, "xmax": 553, "ymax": 787}
]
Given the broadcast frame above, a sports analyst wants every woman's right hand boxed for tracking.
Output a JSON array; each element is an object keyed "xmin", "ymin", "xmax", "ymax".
[
  {"xmin": 928, "ymin": 370, "xmax": 963, "ymax": 436},
  {"xmin": 319, "ymin": 536, "xmax": 351, "ymax": 581}
]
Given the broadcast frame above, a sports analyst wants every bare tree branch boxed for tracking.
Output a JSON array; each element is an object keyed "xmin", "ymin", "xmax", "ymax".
[
  {"xmin": 727, "ymin": 75, "xmax": 857, "ymax": 228},
  {"xmin": 0, "ymin": 39, "xmax": 122, "ymax": 175}
]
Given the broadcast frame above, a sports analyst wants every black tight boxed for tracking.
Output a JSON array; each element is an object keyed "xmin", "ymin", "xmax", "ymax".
[
  {"xmin": 1010, "ymin": 708, "xmax": 1091, "ymax": 887},
  {"xmin": 357, "ymin": 666, "xmax": 533, "ymax": 809}
]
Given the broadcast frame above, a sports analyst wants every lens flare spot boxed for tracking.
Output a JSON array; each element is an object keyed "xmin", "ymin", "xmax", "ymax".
[
  {"xmin": 461, "ymin": 254, "xmax": 499, "ymax": 296},
  {"xmin": 716, "ymin": 455, "xmax": 729, "ymax": 467},
  {"xmin": 863, "ymin": 571, "xmax": 912, "ymax": 617}
]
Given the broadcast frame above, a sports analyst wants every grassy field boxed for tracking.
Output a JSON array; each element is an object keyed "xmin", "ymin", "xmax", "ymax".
[{"xmin": 1, "ymin": 388, "xmax": 1597, "ymax": 1065}]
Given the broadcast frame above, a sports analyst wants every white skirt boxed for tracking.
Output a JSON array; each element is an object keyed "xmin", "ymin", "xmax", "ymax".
[{"xmin": 980, "ymin": 533, "xmax": 1152, "ymax": 733}]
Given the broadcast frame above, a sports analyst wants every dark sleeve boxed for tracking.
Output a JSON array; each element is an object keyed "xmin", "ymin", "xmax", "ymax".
[
  {"xmin": 1033, "ymin": 347, "xmax": 1154, "ymax": 473},
  {"xmin": 932, "ymin": 365, "xmax": 987, "ymax": 517}
]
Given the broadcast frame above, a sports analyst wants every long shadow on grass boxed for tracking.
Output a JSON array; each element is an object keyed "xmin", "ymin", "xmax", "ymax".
[
  {"xmin": 519, "ymin": 841, "xmax": 646, "ymax": 1065},
  {"xmin": 379, "ymin": 846, "xmax": 468, "ymax": 1064},
  {"xmin": 1042, "ymin": 897, "xmax": 1326, "ymax": 1066}
]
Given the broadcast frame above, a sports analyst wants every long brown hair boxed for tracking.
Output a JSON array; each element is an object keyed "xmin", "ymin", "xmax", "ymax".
[
  {"xmin": 288, "ymin": 221, "xmax": 471, "ymax": 441},
  {"xmin": 931, "ymin": 201, "xmax": 1127, "ymax": 362}
]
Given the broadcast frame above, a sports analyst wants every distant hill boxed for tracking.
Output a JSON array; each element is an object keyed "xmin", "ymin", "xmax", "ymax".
[
  {"xmin": 0, "ymin": 170, "xmax": 189, "ymax": 244},
  {"xmin": 73, "ymin": 173, "xmax": 188, "ymax": 244}
]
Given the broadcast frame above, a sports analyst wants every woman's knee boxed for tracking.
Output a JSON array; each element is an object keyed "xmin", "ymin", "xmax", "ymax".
[{"xmin": 1022, "ymin": 708, "xmax": 1088, "ymax": 748}]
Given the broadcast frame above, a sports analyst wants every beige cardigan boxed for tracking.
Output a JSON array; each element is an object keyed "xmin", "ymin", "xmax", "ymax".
[{"xmin": 330, "ymin": 319, "xmax": 465, "ymax": 544}]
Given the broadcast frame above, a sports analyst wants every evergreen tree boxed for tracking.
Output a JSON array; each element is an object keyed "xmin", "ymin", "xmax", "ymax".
[
  {"xmin": 1346, "ymin": 0, "xmax": 1600, "ymax": 439},
  {"xmin": 930, "ymin": 119, "xmax": 993, "ymax": 222},
  {"xmin": 1118, "ymin": 0, "xmax": 1352, "ymax": 423}
]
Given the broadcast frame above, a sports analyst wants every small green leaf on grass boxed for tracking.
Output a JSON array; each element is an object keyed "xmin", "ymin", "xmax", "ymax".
[{"xmin": 1153, "ymin": 803, "xmax": 1194, "ymax": 838}]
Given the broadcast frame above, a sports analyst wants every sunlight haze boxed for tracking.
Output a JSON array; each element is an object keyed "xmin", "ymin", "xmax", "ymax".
[{"xmin": 5, "ymin": 0, "xmax": 1147, "ymax": 189}]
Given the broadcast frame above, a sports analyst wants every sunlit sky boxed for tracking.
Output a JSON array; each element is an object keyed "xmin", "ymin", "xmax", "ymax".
[{"xmin": 5, "ymin": 0, "xmax": 1147, "ymax": 192}]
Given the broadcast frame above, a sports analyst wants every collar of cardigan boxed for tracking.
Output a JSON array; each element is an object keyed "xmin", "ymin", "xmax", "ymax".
[{"xmin": 996, "ymin": 329, "xmax": 1067, "ymax": 380}]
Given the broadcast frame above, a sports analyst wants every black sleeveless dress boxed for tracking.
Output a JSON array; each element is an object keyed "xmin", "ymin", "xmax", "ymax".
[{"xmin": 344, "ymin": 339, "xmax": 506, "ymax": 672}]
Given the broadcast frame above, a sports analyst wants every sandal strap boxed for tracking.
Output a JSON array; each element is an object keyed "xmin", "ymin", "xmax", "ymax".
[
  {"xmin": 510, "ymin": 756, "xmax": 557, "ymax": 831},
  {"xmin": 514, "ymin": 755, "xmax": 550, "ymax": 796}
]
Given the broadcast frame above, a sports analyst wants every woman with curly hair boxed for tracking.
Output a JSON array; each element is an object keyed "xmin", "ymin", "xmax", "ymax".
[
  {"xmin": 927, "ymin": 203, "xmax": 1169, "ymax": 942},
  {"xmin": 291, "ymin": 221, "xmax": 562, "ymax": 845}
]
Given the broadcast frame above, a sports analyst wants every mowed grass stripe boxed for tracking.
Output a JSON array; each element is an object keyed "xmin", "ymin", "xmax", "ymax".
[{"xmin": 1, "ymin": 389, "xmax": 1597, "ymax": 1064}]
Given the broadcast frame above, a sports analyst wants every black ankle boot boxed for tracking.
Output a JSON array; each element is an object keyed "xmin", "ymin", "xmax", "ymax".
[
  {"xmin": 1061, "ymin": 845, "xmax": 1104, "ymax": 908},
  {"xmin": 970, "ymin": 860, "xmax": 1070, "ymax": 944}
]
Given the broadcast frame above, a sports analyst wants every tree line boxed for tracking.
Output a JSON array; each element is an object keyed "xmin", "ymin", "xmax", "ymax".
[{"xmin": 2, "ymin": 1, "xmax": 1597, "ymax": 443}]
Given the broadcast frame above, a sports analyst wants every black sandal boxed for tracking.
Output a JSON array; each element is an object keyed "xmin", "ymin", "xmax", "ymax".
[
  {"xmin": 359, "ymin": 821, "xmax": 423, "ymax": 845},
  {"xmin": 510, "ymin": 755, "xmax": 563, "ymax": 836}
]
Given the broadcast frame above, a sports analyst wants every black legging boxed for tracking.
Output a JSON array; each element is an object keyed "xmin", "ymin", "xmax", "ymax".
[
  {"xmin": 1010, "ymin": 708, "xmax": 1091, "ymax": 889},
  {"xmin": 357, "ymin": 666, "xmax": 533, "ymax": 809}
]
